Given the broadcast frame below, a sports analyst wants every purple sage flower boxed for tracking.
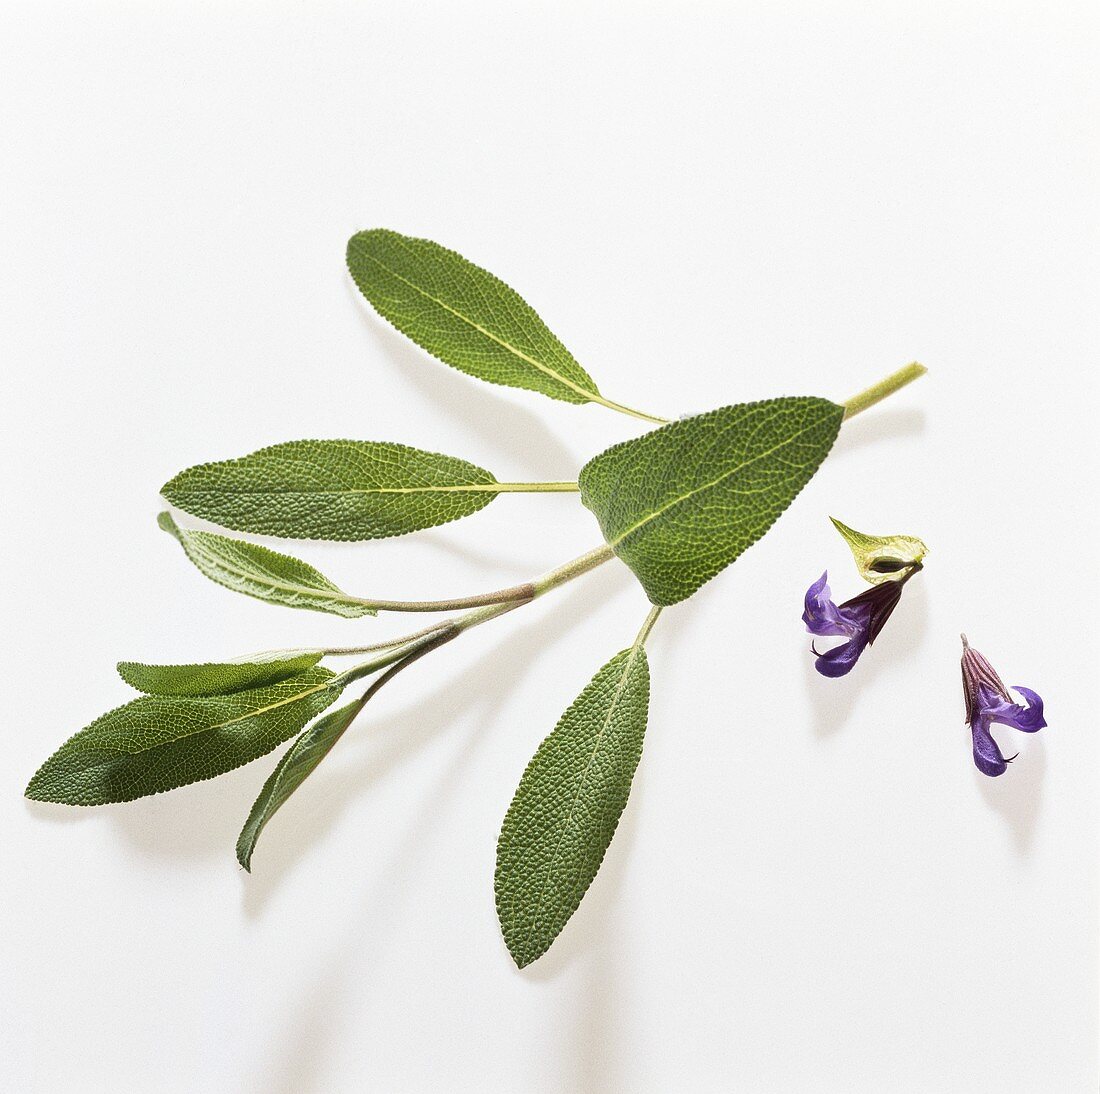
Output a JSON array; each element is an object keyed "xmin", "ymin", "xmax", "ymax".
[
  {"xmin": 960, "ymin": 635, "xmax": 1046, "ymax": 777},
  {"xmin": 803, "ymin": 571, "xmax": 906, "ymax": 677}
]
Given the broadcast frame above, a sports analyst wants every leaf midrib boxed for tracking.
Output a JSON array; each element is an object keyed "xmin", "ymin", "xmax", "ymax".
[
  {"xmin": 79, "ymin": 681, "xmax": 334, "ymax": 755},
  {"xmin": 186, "ymin": 536, "xmax": 365, "ymax": 606},
  {"xmin": 519, "ymin": 647, "xmax": 641, "ymax": 958},
  {"xmin": 170, "ymin": 484, "xmax": 506, "ymax": 496},
  {"xmin": 606, "ymin": 411, "xmax": 833, "ymax": 547},
  {"xmin": 351, "ymin": 242, "xmax": 597, "ymax": 403}
]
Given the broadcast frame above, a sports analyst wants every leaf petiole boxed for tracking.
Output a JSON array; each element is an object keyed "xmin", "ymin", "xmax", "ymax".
[
  {"xmin": 842, "ymin": 362, "xmax": 927, "ymax": 420},
  {"xmin": 589, "ymin": 395, "xmax": 670, "ymax": 426},
  {"xmin": 633, "ymin": 605, "xmax": 663, "ymax": 647}
]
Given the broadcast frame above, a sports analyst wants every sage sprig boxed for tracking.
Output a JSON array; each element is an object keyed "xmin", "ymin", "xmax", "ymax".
[{"xmin": 27, "ymin": 228, "xmax": 927, "ymax": 968}]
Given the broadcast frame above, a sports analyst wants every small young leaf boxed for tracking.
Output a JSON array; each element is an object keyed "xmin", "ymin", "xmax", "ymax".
[
  {"xmin": 346, "ymin": 229, "xmax": 600, "ymax": 405},
  {"xmin": 495, "ymin": 646, "xmax": 650, "ymax": 968},
  {"xmin": 236, "ymin": 698, "xmax": 362, "ymax": 871},
  {"xmin": 162, "ymin": 439, "xmax": 501, "ymax": 541},
  {"xmin": 117, "ymin": 652, "xmax": 324, "ymax": 696},
  {"xmin": 579, "ymin": 398, "xmax": 844, "ymax": 605},
  {"xmin": 158, "ymin": 513, "xmax": 376, "ymax": 617},
  {"xmin": 26, "ymin": 669, "xmax": 341, "ymax": 806},
  {"xmin": 829, "ymin": 516, "xmax": 928, "ymax": 585}
]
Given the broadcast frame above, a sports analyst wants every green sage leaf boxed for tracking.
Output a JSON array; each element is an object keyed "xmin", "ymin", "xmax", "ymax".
[
  {"xmin": 495, "ymin": 646, "xmax": 650, "ymax": 968},
  {"xmin": 346, "ymin": 229, "xmax": 600, "ymax": 405},
  {"xmin": 162, "ymin": 439, "xmax": 501, "ymax": 541},
  {"xmin": 117, "ymin": 652, "xmax": 324, "ymax": 697},
  {"xmin": 236, "ymin": 698, "xmax": 362, "ymax": 871},
  {"xmin": 26, "ymin": 669, "xmax": 341, "ymax": 806},
  {"xmin": 158, "ymin": 513, "xmax": 376, "ymax": 617},
  {"xmin": 579, "ymin": 397, "xmax": 844, "ymax": 605},
  {"xmin": 829, "ymin": 516, "xmax": 928, "ymax": 585}
]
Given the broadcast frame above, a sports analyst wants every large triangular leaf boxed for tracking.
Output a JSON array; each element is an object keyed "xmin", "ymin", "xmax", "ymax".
[
  {"xmin": 495, "ymin": 646, "xmax": 650, "ymax": 968},
  {"xmin": 162, "ymin": 439, "xmax": 502, "ymax": 541},
  {"xmin": 579, "ymin": 397, "xmax": 844, "ymax": 605},
  {"xmin": 158, "ymin": 513, "xmax": 376, "ymax": 617},
  {"xmin": 26, "ymin": 669, "xmax": 341, "ymax": 805},
  {"xmin": 347, "ymin": 229, "xmax": 600, "ymax": 405}
]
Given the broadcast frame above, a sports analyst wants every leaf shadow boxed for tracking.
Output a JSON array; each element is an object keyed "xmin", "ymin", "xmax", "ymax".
[
  {"xmin": 977, "ymin": 733, "xmax": 1045, "ymax": 855},
  {"xmin": 24, "ymin": 799, "xmax": 88, "ymax": 826},
  {"xmin": 240, "ymin": 562, "xmax": 635, "ymax": 915},
  {"xmin": 828, "ymin": 406, "xmax": 926, "ymax": 460},
  {"xmin": 344, "ymin": 281, "xmax": 581, "ymax": 479},
  {"xmin": 246, "ymin": 565, "xmax": 641, "ymax": 1094},
  {"xmin": 801, "ymin": 576, "xmax": 930, "ymax": 739}
]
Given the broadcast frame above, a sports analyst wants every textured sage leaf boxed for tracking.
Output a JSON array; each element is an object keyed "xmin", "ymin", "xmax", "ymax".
[
  {"xmin": 346, "ymin": 229, "xmax": 600, "ymax": 405},
  {"xmin": 159, "ymin": 513, "xmax": 376, "ymax": 617},
  {"xmin": 162, "ymin": 439, "xmax": 501, "ymax": 541},
  {"xmin": 579, "ymin": 397, "xmax": 844, "ymax": 605},
  {"xmin": 26, "ymin": 669, "xmax": 341, "ymax": 806},
  {"xmin": 830, "ymin": 516, "xmax": 928, "ymax": 585},
  {"xmin": 237, "ymin": 698, "xmax": 362, "ymax": 871},
  {"xmin": 496, "ymin": 646, "xmax": 650, "ymax": 968},
  {"xmin": 117, "ymin": 652, "xmax": 324, "ymax": 697}
]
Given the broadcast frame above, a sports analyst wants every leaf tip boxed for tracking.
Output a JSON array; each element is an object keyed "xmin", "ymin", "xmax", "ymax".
[{"xmin": 24, "ymin": 762, "xmax": 60, "ymax": 804}]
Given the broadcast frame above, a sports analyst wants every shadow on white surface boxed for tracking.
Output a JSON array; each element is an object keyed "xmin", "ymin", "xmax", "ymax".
[
  {"xmin": 828, "ymin": 406, "xmax": 926, "ymax": 460},
  {"xmin": 24, "ymin": 758, "xmax": 262, "ymax": 861},
  {"xmin": 239, "ymin": 564, "xmax": 633, "ymax": 915},
  {"xmin": 345, "ymin": 281, "xmax": 583, "ymax": 479},
  {"xmin": 247, "ymin": 566, "xmax": 642, "ymax": 1094},
  {"xmin": 978, "ymin": 734, "xmax": 1046, "ymax": 855},
  {"xmin": 801, "ymin": 576, "xmax": 930, "ymax": 738}
]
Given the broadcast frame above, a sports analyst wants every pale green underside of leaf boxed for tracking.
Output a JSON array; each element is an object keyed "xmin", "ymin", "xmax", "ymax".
[
  {"xmin": 347, "ymin": 229, "xmax": 600, "ymax": 405},
  {"xmin": 161, "ymin": 438, "xmax": 501, "ymax": 541},
  {"xmin": 158, "ymin": 513, "xmax": 376, "ymax": 618},
  {"xmin": 495, "ymin": 647, "xmax": 650, "ymax": 968},
  {"xmin": 237, "ymin": 698, "xmax": 362, "ymax": 871},
  {"xmin": 26, "ymin": 669, "xmax": 341, "ymax": 806},
  {"xmin": 117, "ymin": 653, "xmax": 325, "ymax": 696},
  {"xmin": 579, "ymin": 397, "xmax": 844, "ymax": 605}
]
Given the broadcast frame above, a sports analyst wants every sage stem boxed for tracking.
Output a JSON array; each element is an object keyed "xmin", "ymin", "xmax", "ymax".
[{"xmin": 842, "ymin": 362, "xmax": 927, "ymax": 420}]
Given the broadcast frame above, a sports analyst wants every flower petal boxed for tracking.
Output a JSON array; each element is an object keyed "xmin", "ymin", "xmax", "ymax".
[
  {"xmin": 989, "ymin": 686, "xmax": 1046, "ymax": 733},
  {"xmin": 803, "ymin": 572, "xmax": 855, "ymax": 638},
  {"xmin": 971, "ymin": 718, "xmax": 1014, "ymax": 777},
  {"xmin": 812, "ymin": 634, "xmax": 869, "ymax": 678}
]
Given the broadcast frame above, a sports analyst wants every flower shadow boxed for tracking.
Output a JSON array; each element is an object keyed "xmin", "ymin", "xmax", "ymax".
[
  {"xmin": 801, "ymin": 575, "xmax": 930, "ymax": 739},
  {"xmin": 977, "ymin": 733, "xmax": 1046, "ymax": 855}
]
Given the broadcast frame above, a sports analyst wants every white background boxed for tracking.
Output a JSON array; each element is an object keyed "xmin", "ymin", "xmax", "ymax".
[{"xmin": 1, "ymin": 3, "xmax": 1096, "ymax": 1091}]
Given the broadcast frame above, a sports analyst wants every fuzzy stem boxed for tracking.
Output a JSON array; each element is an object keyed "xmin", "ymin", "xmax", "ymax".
[
  {"xmin": 590, "ymin": 394, "xmax": 670, "ymax": 425},
  {"xmin": 333, "ymin": 544, "xmax": 617, "ymax": 686},
  {"xmin": 490, "ymin": 482, "xmax": 580, "ymax": 493},
  {"xmin": 633, "ymin": 605, "xmax": 663, "ymax": 647},
  {"xmin": 842, "ymin": 362, "xmax": 927, "ymax": 420}
]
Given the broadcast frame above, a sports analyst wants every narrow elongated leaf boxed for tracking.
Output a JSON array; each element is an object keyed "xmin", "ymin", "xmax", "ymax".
[
  {"xmin": 26, "ymin": 669, "xmax": 341, "ymax": 806},
  {"xmin": 161, "ymin": 439, "xmax": 501, "ymax": 541},
  {"xmin": 346, "ymin": 229, "xmax": 600, "ymax": 405},
  {"xmin": 158, "ymin": 513, "xmax": 376, "ymax": 617},
  {"xmin": 237, "ymin": 698, "xmax": 362, "ymax": 870},
  {"xmin": 496, "ymin": 646, "xmax": 650, "ymax": 968},
  {"xmin": 118, "ymin": 652, "xmax": 324, "ymax": 696},
  {"xmin": 579, "ymin": 397, "xmax": 844, "ymax": 605}
]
